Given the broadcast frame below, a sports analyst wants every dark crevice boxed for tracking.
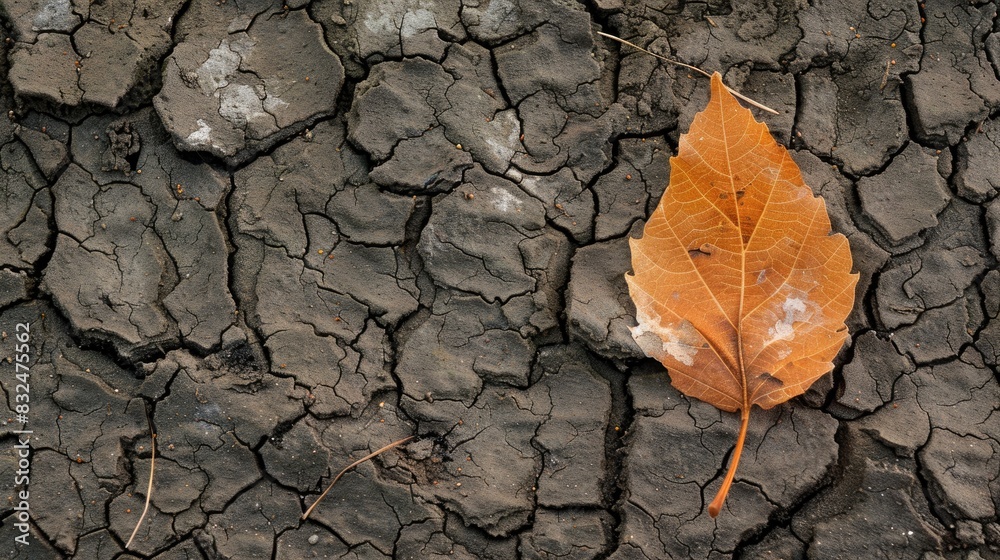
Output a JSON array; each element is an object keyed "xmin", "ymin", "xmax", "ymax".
[{"xmin": 592, "ymin": 351, "xmax": 634, "ymax": 560}]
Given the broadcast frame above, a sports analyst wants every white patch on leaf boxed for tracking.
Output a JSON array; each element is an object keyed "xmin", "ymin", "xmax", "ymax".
[
  {"xmin": 765, "ymin": 296, "xmax": 811, "ymax": 346},
  {"xmin": 630, "ymin": 295, "xmax": 700, "ymax": 366}
]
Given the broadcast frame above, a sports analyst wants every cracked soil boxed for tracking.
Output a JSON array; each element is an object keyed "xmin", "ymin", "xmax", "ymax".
[{"xmin": 0, "ymin": 0, "xmax": 999, "ymax": 558}]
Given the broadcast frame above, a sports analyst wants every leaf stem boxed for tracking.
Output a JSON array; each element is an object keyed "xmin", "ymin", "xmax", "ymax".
[
  {"xmin": 596, "ymin": 32, "xmax": 779, "ymax": 115},
  {"xmin": 708, "ymin": 407, "xmax": 750, "ymax": 517}
]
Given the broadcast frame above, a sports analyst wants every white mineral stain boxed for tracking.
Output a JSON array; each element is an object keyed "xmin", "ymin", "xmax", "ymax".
[
  {"xmin": 263, "ymin": 94, "xmax": 289, "ymax": 114},
  {"xmin": 489, "ymin": 186, "xmax": 522, "ymax": 213},
  {"xmin": 401, "ymin": 9, "xmax": 436, "ymax": 38},
  {"xmin": 479, "ymin": 0, "xmax": 517, "ymax": 32},
  {"xmin": 259, "ymin": 78, "xmax": 291, "ymax": 119},
  {"xmin": 765, "ymin": 296, "xmax": 810, "ymax": 346},
  {"xmin": 219, "ymin": 84, "xmax": 269, "ymax": 128},
  {"xmin": 197, "ymin": 41, "xmax": 241, "ymax": 94},
  {"xmin": 482, "ymin": 110, "xmax": 520, "ymax": 167},
  {"xmin": 665, "ymin": 333, "xmax": 698, "ymax": 366},
  {"xmin": 227, "ymin": 35, "xmax": 256, "ymax": 57},
  {"xmin": 363, "ymin": 10, "xmax": 394, "ymax": 36},
  {"xmin": 34, "ymin": 0, "xmax": 77, "ymax": 31},
  {"xmin": 186, "ymin": 119, "xmax": 213, "ymax": 146},
  {"xmin": 419, "ymin": 223, "xmax": 449, "ymax": 259},
  {"xmin": 520, "ymin": 176, "xmax": 542, "ymax": 197},
  {"xmin": 629, "ymin": 293, "xmax": 699, "ymax": 366}
]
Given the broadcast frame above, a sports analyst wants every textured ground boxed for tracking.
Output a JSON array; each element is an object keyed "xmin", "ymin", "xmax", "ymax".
[{"xmin": 0, "ymin": 0, "xmax": 998, "ymax": 558}]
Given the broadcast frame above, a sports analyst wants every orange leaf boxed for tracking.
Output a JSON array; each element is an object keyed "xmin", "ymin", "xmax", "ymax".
[{"xmin": 625, "ymin": 73, "xmax": 857, "ymax": 518}]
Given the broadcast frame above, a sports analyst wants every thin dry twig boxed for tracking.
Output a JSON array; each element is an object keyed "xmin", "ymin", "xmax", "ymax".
[
  {"xmin": 125, "ymin": 406, "xmax": 156, "ymax": 550},
  {"xmin": 302, "ymin": 435, "xmax": 415, "ymax": 520},
  {"xmin": 596, "ymin": 32, "xmax": 780, "ymax": 115}
]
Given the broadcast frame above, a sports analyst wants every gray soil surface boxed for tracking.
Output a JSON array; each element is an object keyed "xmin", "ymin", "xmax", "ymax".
[{"xmin": 0, "ymin": 0, "xmax": 998, "ymax": 558}]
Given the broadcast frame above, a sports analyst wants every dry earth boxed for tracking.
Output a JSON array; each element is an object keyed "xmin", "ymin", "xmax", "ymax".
[{"xmin": 0, "ymin": 0, "xmax": 998, "ymax": 558}]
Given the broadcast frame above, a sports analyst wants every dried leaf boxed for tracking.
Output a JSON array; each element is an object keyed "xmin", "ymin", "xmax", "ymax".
[{"xmin": 625, "ymin": 73, "xmax": 857, "ymax": 517}]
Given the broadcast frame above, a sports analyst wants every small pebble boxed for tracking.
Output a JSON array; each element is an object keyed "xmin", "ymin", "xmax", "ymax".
[{"xmin": 308, "ymin": 534, "xmax": 319, "ymax": 545}]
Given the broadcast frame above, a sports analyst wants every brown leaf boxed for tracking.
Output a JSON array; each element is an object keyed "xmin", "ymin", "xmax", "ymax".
[{"xmin": 625, "ymin": 73, "xmax": 857, "ymax": 518}]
